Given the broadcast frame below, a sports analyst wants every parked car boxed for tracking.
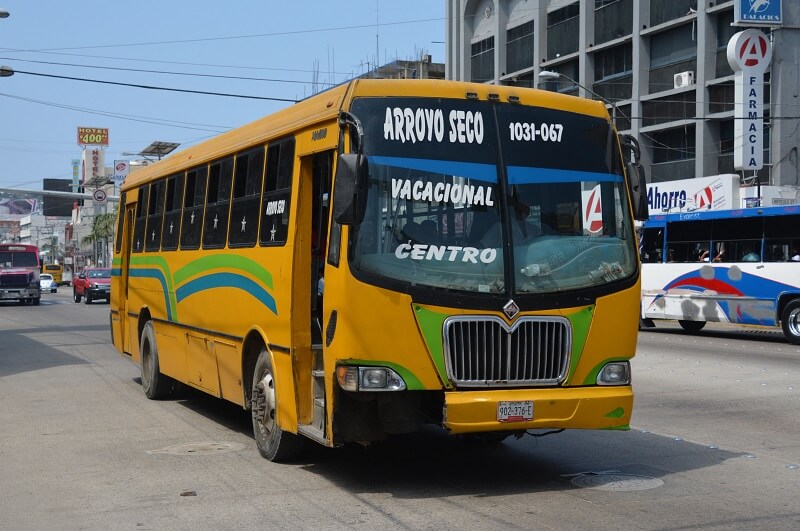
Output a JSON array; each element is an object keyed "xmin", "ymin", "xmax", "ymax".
[
  {"xmin": 39, "ymin": 273, "xmax": 58, "ymax": 293},
  {"xmin": 73, "ymin": 267, "xmax": 111, "ymax": 304}
]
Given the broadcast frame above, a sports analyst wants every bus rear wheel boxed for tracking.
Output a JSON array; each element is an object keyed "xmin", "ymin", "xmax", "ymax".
[
  {"xmin": 678, "ymin": 320, "xmax": 706, "ymax": 332},
  {"xmin": 140, "ymin": 321, "xmax": 173, "ymax": 399},
  {"xmin": 781, "ymin": 300, "xmax": 800, "ymax": 345},
  {"xmin": 251, "ymin": 347, "xmax": 304, "ymax": 461}
]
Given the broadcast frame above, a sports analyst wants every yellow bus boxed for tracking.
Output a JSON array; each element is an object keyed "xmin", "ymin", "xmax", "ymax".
[
  {"xmin": 111, "ymin": 79, "xmax": 648, "ymax": 461},
  {"xmin": 42, "ymin": 263, "xmax": 63, "ymax": 285}
]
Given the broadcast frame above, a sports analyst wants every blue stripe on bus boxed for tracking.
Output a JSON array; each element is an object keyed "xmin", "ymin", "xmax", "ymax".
[
  {"xmin": 369, "ymin": 156, "xmax": 497, "ymax": 182},
  {"xmin": 175, "ymin": 272, "xmax": 277, "ymax": 315},
  {"xmin": 111, "ymin": 268, "xmax": 121, "ymax": 276},
  {"xmin": 507, "ymin": 166, "xmax": 623, "ymax": 185},
  {"xmin": 128, "ymin": 268, "xmax": 172, "ymax": 321}
]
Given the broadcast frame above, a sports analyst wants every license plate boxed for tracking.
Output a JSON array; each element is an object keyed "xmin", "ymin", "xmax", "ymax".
[{"xmin": 497, "ymin": 401, "xmax": 533, "ymax": 423}]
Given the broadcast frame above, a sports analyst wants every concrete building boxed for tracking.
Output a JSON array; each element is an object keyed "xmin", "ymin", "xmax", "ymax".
[{"xmin": 445, "ymin": 0, "xmax": 800, "ymax": 189}]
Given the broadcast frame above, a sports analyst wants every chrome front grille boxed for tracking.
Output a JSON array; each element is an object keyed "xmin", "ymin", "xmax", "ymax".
[{"xmin": 443, "ymin": 316, "xmax": 571, "ymax": 387}]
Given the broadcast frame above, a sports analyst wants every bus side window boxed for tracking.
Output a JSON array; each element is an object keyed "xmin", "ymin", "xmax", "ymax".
[
  {"xmin": 161, "ymin": 173, "xmax": 185, "ymax": 251},
  {"xmin": 203, "ymin": 157, "xmax": 234, "ymax": 249},
  {"xmin": 229, "ymin": 146, "xmax": 264, "ymax": 248},
  {"xmin": 260, "ymin": 138, "xmax": 294, "ymax": 247},
  {"xmin": 132, "ymin": 186, "xmax": 149, "ymax": 253},
  {"xmin": 181, "ymin": 166, "xmax": 207, "ymax": 250},
  {"xmin": 145, "ymin": 179, "xmax": 166, "ymax": 252}
]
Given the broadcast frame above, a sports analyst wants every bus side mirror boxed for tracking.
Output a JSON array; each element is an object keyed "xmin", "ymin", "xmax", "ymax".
[
  {"xmin": 333, "ymin": 153, "xmax": 369, "ymax": 225},
  {"xmin": 627, "ymin": 162, "xmax": 649, "ymax": 221}
]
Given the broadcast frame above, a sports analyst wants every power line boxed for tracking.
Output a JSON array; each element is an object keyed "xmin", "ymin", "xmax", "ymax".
[
  {"xmin": 0, "ymin": 57, "xmax": 326, "ymax": 85},
  {"xmin": 8, "ymin": 70, "xmax": 299, "ymax": 102},
  {"xmin": 13, "ymin": 17, "xmax": 444, "ymax": 52},
  {"xmin": 0, "ymin": 92, "xmax": 232, "ymax": 132}
]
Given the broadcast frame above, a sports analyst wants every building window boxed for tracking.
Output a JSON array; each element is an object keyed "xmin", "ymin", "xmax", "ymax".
[
  {"xmin": 650, "ymin": 0, "xmax": 697, "ymax": 27},
  {"xmin": 471, "ymin": 36, "xmax": 495, "ymax": 83},
  {"xmin": 546, "ymin": 2, "xmax": 580, "ymax": 60},
  {"xmin": 594, "ymin": 0, "xmax": 633, "ymax": 45},
  {"xmin": 594, "ymin": 44, "xmax": 632, "ymax": 81},
  {"xmin": 650, "ymin": 24, "xmax": 696, "ymax": 69},
  {"xmin": 650, "ymin": 126, "xmax": 696, "ymax": 163},
  {"xmin": 506, "ymin": 21, "xmax": 534, "ymax": 74}
]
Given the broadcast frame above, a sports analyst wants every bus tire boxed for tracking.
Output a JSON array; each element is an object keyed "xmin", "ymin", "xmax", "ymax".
[
  {"xmin": 73, "ymin": 291, "xmax": 81, "ymax": 303},
  {"xmin": 84, "ymin": 293, "xmax": 92, "ymax": 304},
  {"xmin": 251, "ymin": 346, "xmax": 304, "ymax": 462},
  {"xmin": 678, "ymin": 320, "xmax": 706, "ymax": 332},
  {"xmin": 140, "ymin": 321, "xmax": 172, "ymax": 399},
  {"xmin": 780, "ymin": 300, "xmax": 800, "ymax": 345},
  {"xmin": 32, "ymin": 297, "xmax": 40, "ymax": 306}
]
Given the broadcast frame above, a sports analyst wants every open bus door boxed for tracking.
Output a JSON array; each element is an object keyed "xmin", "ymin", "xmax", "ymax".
[{"xmin": 111, "ymin": 191, "xmax": 137, "ymax": 356}]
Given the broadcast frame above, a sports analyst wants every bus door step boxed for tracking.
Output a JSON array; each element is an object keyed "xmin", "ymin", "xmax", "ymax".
[{"xmin": 297, "ymin": 424, "xmax": 334, "ymax": 447}]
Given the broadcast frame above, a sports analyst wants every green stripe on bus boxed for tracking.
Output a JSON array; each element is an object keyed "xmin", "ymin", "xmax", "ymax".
[
  {"xmin": 173, "ymin": 254, "xmax": 274, "ymax": 289},
  {"xmin": 413, "ymin": 305, "xmax": 451, "ymax": 387}
]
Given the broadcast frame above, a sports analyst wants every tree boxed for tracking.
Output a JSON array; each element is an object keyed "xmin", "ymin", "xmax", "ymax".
[{"xmin": 81, "ymin": 212, "xmax": 116, "ymax": 266}]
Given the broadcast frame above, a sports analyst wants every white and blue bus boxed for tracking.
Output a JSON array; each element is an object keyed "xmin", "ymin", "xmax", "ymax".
[{"xmin": 639, "ymin": 204, "xmax": 800, "ymax": 344}]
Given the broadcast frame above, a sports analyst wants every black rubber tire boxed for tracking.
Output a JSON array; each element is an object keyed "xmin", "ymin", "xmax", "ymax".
[
  {"xmin": 140, "ymin": 321, "xmax": 172, "ymax": 399},
  {"xmin": 678, "ymin": 319, "xmax": 706, "ymax": 332},
  {"xmin": 251, "ymin": 347, "xmax": 304, "ymax": 462},
  {"xmin": 84, "ymin": 293, "xmax": 92, "ymax": 304},
  {"xmin": 780, "ymin": 299, "xmax": 800, "ymax": 345},
  {"xmin": 73, "ymin": 291, "xmax": 81, "ymax": 303},
  {"xmin": 32, "ymin": 298, "xmax": 40, "ymax": 306}
]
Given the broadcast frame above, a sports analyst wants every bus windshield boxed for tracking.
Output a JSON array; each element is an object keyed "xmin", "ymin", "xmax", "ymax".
[{"xmin": 349, "ymin": 97, "xmax": 637, "ymax": 296}]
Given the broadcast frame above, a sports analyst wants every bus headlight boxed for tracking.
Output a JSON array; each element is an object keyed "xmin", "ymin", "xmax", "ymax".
[
  {"xmin": 596, "ymin": 361, "xmax": 631, "ymax": 385},
  {"xmin": 336, "ymin": 365, "xmax": 406, "ymax": 392}
]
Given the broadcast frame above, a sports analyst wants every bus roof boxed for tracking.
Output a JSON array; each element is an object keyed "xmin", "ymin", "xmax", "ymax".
[
  {"xmin": 644, "ymin": 204, "xmax": 800, "ymax": 227},
  {"xmin": 120, "ymin": 78, "xmax": 611, "ymax": 193}
]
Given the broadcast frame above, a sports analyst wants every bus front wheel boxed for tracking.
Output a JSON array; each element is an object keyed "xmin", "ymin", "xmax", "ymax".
[
  {"xmin": 678, "ymin": 320, "xmax": 706, "ymax": 333},
  {"xmin": 140, "ymin": 321, "xmax": 173, "ymax": 399},
  {"xmin": 251, "ymin": 347, "xmax": 304, "ymax": 461},
  {"xmin": 781, "ymin": 300, "xmax": 800, "ymax": 345}
]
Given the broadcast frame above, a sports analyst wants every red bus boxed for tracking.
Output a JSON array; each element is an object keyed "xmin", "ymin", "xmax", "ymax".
[{"xmin": 0, "ymin": 244, "xmax": 41, "ymax": 305}]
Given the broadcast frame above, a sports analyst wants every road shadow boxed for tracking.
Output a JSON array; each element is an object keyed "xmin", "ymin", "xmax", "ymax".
[
  {"xmin": 0, "ymin": 324, "xmax": 109, "ymax": 377},
  {"xmin": 293, "ymin": 427, "xmax": 743, "ymax": 499},
  {"xmin": 640, "ymin": 324, "xmax": 789, "ymax": 345},
  {"xmin": 163, "ymin": 385, "xmax": 744, "ymax": 499}
]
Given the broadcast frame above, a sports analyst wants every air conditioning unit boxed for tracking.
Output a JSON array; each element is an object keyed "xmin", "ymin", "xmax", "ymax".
[{"xmin": 673, "ymin": 71, "xmax": 694, "ymax": 89}]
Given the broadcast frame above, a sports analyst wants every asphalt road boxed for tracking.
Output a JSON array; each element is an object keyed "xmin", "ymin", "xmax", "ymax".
[{"xmin": 1, "ymin": 291, "xmax": 798, "ymax": 530}]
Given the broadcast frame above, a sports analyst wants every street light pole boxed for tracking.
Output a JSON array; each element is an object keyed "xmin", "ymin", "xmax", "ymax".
[
  {"xmin": 1, "ymin": 9, "xmax": 12, "ymax": 79},
  {"xmin": 538, "ymin": 70, "xmax": 617, "ymax": 126}
]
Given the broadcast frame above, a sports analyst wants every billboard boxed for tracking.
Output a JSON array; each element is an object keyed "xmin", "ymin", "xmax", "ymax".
[
  {"xmin": 646, "ymin": 175, "xmax": 740, "ymax": 215},
  {"xmin": 43, "ymin": 178, "xmax": 74, "ymax": 217},
  {"xmin": 0, "ymin": 198, "xmax": 37, "ymax": 220}
]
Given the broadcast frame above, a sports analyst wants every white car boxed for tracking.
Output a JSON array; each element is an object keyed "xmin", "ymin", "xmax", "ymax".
[{"xmin": 40, "ymin": 273, "xmax": 58, "ymax": 293}]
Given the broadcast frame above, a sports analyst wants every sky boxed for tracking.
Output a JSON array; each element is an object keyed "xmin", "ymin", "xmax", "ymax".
[{"xmin": 0, "ymin": 1, "xmax": 445, "ymax": 191}]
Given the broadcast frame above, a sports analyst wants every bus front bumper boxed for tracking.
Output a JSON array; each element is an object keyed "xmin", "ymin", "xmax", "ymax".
[{"xmin": 443, "ymin": 386, "xmax": 633, "ymax": 434}]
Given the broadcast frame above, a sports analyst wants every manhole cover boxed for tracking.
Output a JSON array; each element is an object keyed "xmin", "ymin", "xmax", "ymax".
[
  {"xmin": 570, "ymin": 473, "xmax": 664, "ymax": 491},
  {"xmin": 147, "ymin": 442, "xmax": 245, "ymax": 456}
]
